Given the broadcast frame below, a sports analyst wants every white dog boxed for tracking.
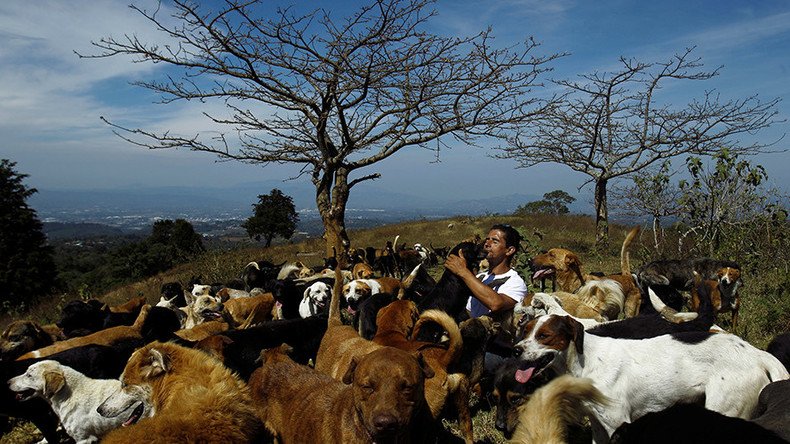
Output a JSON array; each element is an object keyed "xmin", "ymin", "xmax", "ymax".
[
  {"xmin": 299, "ymin": 281, "xmax": 332, "ymax": 318},
  {"xmin": 342, "ymin": 279, "xmax": 383, "ymax": 312},
  {"xmin": 8, "ymin": 360, "xmax": 127, "ymax": 444},
  {"xmin": 515, "ymin": 314, "xmax": 789, "ymax": 443}
]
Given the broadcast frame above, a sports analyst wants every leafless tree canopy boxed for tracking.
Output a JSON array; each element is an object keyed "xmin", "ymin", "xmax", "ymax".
[
  {"xmin": 497, "ymin": 47, "xmax": 782, "ymax": 244},
  {"xmin": 80, "ymin": 0, "xmax": 561, "ymax": 254}
]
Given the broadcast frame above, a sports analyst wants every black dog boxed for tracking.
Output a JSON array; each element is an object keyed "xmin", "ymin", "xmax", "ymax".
[
  {"xmin": 767, "ymin": 332, "xmax": 790, "ymax": 372},
  {"xmin": 241, "ymin": 260, "xmax": 283, "ymax": 291},
  {"xmin": 752, "ymin": 380, "xmax": 790, "ymax": 442},
  {"xmin": 160, "ymin": 282, "xmax": 186, "ymax": 307},
  {"xmin": 491, "ymin": 357, "xmax": 558, "ymax": 439},
  {"xmin": 610, "ymin": 403, "xmax": 786, "ymax": 444},
  {"xmin": 353, "ymin": 292, "xmax": 397, "ymax": 340},
  {"xmin": 195, "ymin": 316, "xmax": 328, "ymax": 380},
  {"xmin": 417, "ymin": 241, "xmax": 486, "ymax": 322},
  {"xmin": 56, "ymin": 299, "xmax": 141, "ymax": 338},
  {"xmin": 637, "ymin": 258, "xmax": 741, "ymax": 311}
]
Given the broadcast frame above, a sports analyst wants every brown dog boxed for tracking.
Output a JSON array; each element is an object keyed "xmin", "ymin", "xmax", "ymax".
[
  {"xmin": 250, "ymin": 345, "xmax": 435, "ymax": 443},
  {"xmin": 17, "ymin": 305, "xmax": 152, "ymax": 360},
  {"xmin": 0, "ymin": 320, "xmax": 58, "ymax": 361},
  {"xmin": 690, "ymin": 270, "xmax": 741, "ymax": 329},
  {"xmin": 108, "ymin": 296, "xmax": 147, "ymax": 314},
  {"xmin": 352, "ymin": 262, "xmax": 376, "ymax": 280},
  {"xmin": 372, "ymin": 300, "xmax": 473, "ymax": 443},
  {"xmin": 223, "ymin": 293, "xmax": 275, "ymax": 328},
  {"xmin": 530, "ymin": 227, "xmax": 641, "ymax": 318},
  {"xmin": 98, "ymin": 341, "xmax": 264, "ymax": 443}
]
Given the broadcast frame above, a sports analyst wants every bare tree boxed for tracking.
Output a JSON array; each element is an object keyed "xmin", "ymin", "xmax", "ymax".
[
  {"xmin": 610, "ymin": 160, "xmax": 682, "ymax": 251},
  {"xmin": 497, "ymin": 47, "xmax": 782, "ymax": 246},
  {"xmin": 79, "ymin": 0, "xmax": 560, "ymax": 258}
]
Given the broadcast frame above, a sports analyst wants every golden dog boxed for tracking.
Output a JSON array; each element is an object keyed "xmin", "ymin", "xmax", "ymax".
[
  {"xmin": 97, "ymin": 341, "xmax": 264, "ymax": 443},
  {"xmin": 223, "ymin": 293, "xmax": 275, "ymax": 328},
  {"xmin": 531, "ymin": 227, "xmax": 641, "ymax": 318},
  {"xmin": 352, "ymin": 262, "xmax": 376, "ymax": 280},
  {"xmin": 250, "ymin": 345, "xmax": 434, "ymax": 443}
]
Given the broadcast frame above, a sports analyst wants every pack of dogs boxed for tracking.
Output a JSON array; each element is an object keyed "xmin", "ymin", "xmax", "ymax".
[{"xmin": 1, "ymin": 228, "xmax": 788, "ymax": 444}]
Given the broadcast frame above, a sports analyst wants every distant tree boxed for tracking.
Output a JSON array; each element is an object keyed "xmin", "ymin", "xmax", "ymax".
[
  {"xmin": 0, "ymin": 159, "xmax": 57, "ymax": 308},
  {"xmin": 497, "ymin": 47, "xmax": 781, "ymax": 246},
  {"xmin": 611, "ymin": 161, "xmax": 682, "ymax": 251},
  {"xmin": 678, "ymin": 149, "xmax": 774, "ymax": 255},
  {"xmin": 150, "ymin": 219, "xmax": 205, "ymax": 261},
  {"xmin": 242, "ymin": 189, "xmax": 300, "ymax": 247},
  {"xmin": 515, "ymin": 190, "xmax": 575, "ymax": 216},
  {"xmin": 83, "ymin": 0, "xmax": 561, "ymax": 260}
]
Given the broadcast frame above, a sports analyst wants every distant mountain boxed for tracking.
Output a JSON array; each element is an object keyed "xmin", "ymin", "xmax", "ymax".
[{"xmin": 30, "ymin": 182, "xmax": 553, "ymax": 222}]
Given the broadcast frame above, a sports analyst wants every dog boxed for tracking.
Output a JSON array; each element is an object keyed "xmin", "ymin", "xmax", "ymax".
[
  {"xmin": 194, "ymin": 316, "xmax": 328, "ymax": 380},
  {"xmin": 0, "ymin": 320, "xmax": 57, "ymax": 362},
  {"xmin": 371, "ymin": 300, "xmax": 473, "ymax": 443},
  {"xmin": 8, "ymin": 360, "xmax": 125, "ymax": 443},
  {"xmin": 416, "ymin": 241, "xmax": 486, "ymax": 322},
  {"xmin": 97, "ymin": 341, "xmax": 265, "ymax": 443},
  {"xmin": 514, "ymin": 314, "xmax": 789, "ymax": 442},
  {"xmin": 181, "ymin": 292, "xmax": 225, "ymax": 329},
  {"xmin": 17, "ymin": 306, "xmax": 180, "ymax": 361},
  {"xmin": 352, "ymin": 262, "xmax": 375, "ymax": 280},
  {"xmin": 609, "ymin": 402, "xmax": 787, "ymax": 444},
  {"xmin": 530, "ymin": 227, "xmax": 641, "ymax": 318},
  {"xmin": 108, "ymin": 296, "xmax": 147, "ymax": 314},
  {"xmin": 353, "ymin": 292, "xmax": 397, "ymax": 339},
  {"xmin": 510, "ymin": 375, "xmax": 607, "ymax": 444},
  {"xmin": 637, "ymin": 258, "xmax": 742, "ymax": 319},
  {"xmin": 299, "ymin": 281, "xmax": 331, "ymax": 318},
  {"xmin": 491, "ymin": 357, "xmax": 558, "ymax": 438},
  {"xmin": 250, "ymin": 345, "xmax": 436, "ymax": 443},
  {"xmin": 448, "ymin": 315, "xmax": 498, "ymax": 391},
  {"xmin": 752, "ymin": 380, "xmax": 790, "ymax": 442},
  {"xmin": 160, "ymin": 282, "xmax": 186, "ymax": 307},
  {"xmin": 342, "ymin": 277, "xmax": 402, "ymax": 314},
  {"xmin": 222, "ymin": 292, "xmax": 275, "ymax": 327},
  {"xmin": 767, "ymin": 332, "xmax": 790, "ymax": 371}
]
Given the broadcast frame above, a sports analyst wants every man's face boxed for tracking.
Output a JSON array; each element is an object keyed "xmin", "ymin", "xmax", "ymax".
[{"xmin": 484, "ymin": 229, "xmax": 512, "ymax": 263}]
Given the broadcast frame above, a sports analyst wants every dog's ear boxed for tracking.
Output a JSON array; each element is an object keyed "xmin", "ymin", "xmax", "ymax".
[
  {"xmin": 414, "ymin": 352, "xmax": 435, "ymax": 379},
  {"xmin": 565, "ymin": 253, "xmax": 581, "ymax": 270},
  {"xmin": 571, "ymin": 318, "xmax": 584, "ymax": 355},
  {"xmin": 184, "ymin": 290, "xmax": 196, "ymax": 306},
  {"xmin": 43, "ymin": 370, "xmax": 65, "ymax": 397},
  {"xmin": 342, "ymin": 356, "xmax": 358, "ymax": 385},
  {"xmin": 302, "ymin": 287, "xmax": 312, "ymax": 301},
  {"xmin": 142, "ymin": 348, "xmax": 170, "ymax": 378}
]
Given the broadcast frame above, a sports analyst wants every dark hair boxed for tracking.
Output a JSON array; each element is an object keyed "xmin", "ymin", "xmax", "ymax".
[{"xmin": 490, "ymin": 224, "xmax": 521, "ymax": 252}]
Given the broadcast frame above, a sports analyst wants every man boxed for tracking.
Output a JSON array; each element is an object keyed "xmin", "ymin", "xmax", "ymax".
[
  {"xmin": 445, "ymin": 224, "xmax": 528, "ymax": 375},
  {"xmin": 445, "ymin": 224, "xmax": 528, "ymax": 317}
]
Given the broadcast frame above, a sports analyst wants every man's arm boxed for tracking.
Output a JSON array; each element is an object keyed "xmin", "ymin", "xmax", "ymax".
[{"xmin": 444, "ymin": 253, "xmax": 517, "ymax": 312}]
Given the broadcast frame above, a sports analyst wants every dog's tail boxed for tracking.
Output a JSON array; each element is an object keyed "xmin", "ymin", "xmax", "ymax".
[
  {"xmin": 277, "ymin": 263, "xmax": 301, "ymax": 280},
  {"xmin": 131, "ymin": 304, "xmax": 152, "ymax": 330},
  {"xmin": 412, "ymin": 309, "xmax": 462, "ymax": 368},
  {"xmin": 245, "ymin": 261, "xmax": 260, "ymax": 271},
  {"xmin": 620, "ymin": 226, "xmax": 640, "ymax": 276},
  {"xmin": 648, "ymin": 288, "xmax": 698, "ymax": 323},
  {"xmin": 398, "ymin": 264, "xmax": 422, "ymax": 299},
  {"xmin": 576, "ymin": 280, "xmax": 624, "ymax": 321},
  {"xmin": 511, "ymin": 375, "xmax": 608, "ymax": 444}
]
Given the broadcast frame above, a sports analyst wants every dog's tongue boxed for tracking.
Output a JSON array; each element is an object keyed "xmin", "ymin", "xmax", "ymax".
[
  {"xmin": 346, "ymin": 306, "xmax": 356, "ymax": 315},
  {"xmin": 515, "ymin": 367, "xmax": 535, "ymax": 384},
  {"xmin": 532, "ymin": 269, "xmax": 553, "ymax": 280}
]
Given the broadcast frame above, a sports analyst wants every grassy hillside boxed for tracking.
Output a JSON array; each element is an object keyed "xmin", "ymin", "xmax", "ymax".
[{"xmin": 2, "ymin": 213, "xmax": 788, "ymax": 443}]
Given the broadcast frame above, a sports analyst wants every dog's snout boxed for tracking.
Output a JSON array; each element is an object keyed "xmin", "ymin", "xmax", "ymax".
[
  {"xmin": 373, "ymin": 413, "xmax": 399, "ymax": 432},
  {"xmin": 512, "ymin": 346, "xmax": 523, "ymax": 357},
  {"xmin": 495, "ymin": 418, "xmax": 508, "ymax": 432}
]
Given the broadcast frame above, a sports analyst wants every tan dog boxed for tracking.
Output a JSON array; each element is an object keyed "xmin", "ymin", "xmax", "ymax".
[
  {"xmin": 690, "ymin": 270, "xmax": 741, "ymax": 329},
  {"xmin": 530, "ymin": 227, "xmax": 641, "ymax": 318},
  {"xmin": 174, "ymin": 320, "xmax": 230, "ymax": 342},
  {"xmin": 108, "ymin": 296, "xmax": 147, "ymax": 314},
  {"xmin": 182, "ymin": 294, "xmax": 225, "ymax": 329},
  {"xmin": 1, "ymin": 320, "xmax": 57, "ymax": 361},
  {"xmin": 97, "ymin": 341, "xmax": 264, "ymax": 443},
  {"xmin": 223, "ymin": 293, "xmax": 275, "ymax": 328},
  {"xmin": 17, "ymin": 305, "xmax": 152, "ymax": 360},
  {"xmin": 250, "ymin": 345, "xmax": 435, "ymax": 444},
  {"xmin": 510, "ymin": 375, "xmax": 608, "ymax": 443},
  {"xmin": 352, "ymin": 262, "xmax": 375, "ymax": 280}
]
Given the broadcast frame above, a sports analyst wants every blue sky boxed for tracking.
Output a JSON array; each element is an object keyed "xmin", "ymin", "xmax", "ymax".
[{"xmin": 1, "ymin": 0, "xmax": 788, "ymax": 208}]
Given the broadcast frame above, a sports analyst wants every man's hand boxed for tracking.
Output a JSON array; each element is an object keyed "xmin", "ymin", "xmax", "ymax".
[{"xmin": 445, "ymin": 249, "xmax": 472, "ymax": 278}]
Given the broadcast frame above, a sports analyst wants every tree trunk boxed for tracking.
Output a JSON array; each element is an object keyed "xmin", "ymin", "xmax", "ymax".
[
  {"xmin": 594, "ymin": 178, "xmax": 609, "ymax": 247},
  {"xmin": 265, "ymin": 233, "xmax": 274, "ymax": 248},
  {"xmin": 315, "ymin": 167, "xmax": 351, "ymax": 267},
  {"xmin": 652, "ymin": 216, "xmax": 661, "ymax": 252}
]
